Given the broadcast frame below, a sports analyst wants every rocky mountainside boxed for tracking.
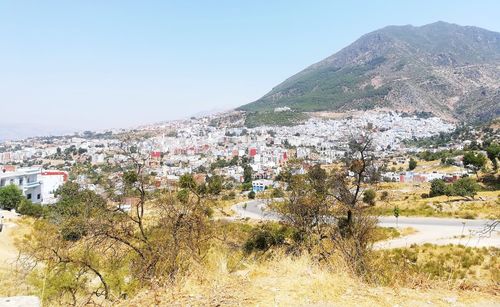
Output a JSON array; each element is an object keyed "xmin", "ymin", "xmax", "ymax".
[{"xmin": 239, "ymin": 21, "xmax": 500, "ymax": 122}]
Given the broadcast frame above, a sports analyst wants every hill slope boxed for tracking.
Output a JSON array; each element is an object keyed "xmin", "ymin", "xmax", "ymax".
[{"xmin": 239, "ymin": 22, "xmax": 500, "ymax": 122}]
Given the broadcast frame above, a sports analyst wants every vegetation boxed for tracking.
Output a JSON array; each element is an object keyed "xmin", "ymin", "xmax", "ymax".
[
  {"xmin": 121, "ymin": 248, "xmax": 500, "ymax": 305},
  {"xmin": 16, "ymin": 199, "xmax": 44, "ymax": 218},
  {"xmin": 270, "ymin": 187, "xmax": 285, "ymax": 198},
  {"xmin": 248, "ymin": 191, "xmax": 256, "ymax": 199},
  {"xmin": 408, "ymin": 157, "xmax": 417, "ymax": 170},
  {"xmin": 485, "ymin": 142, "xmax": 500, "ymax": 170},
  {"xmin": 244, "ymin": 111, "xmax": 309, "ymax": 128},
  {"xmin": 362, "ymin": 189, "xmax": 377, "ymax": 206},
  {"xmin": 429, "ymin": 177, "xmax": 480, "ymax": 199},
  {"xmin": 4, "ymin": 136, "xmax": 499, "ymax": 305},
  {"xmin": 239, "ymin": 22, "xmax": 500, "ymax": 122},
  {"xmin": 272, "ymin": 136, "xmax": 379, "ymax": 274},
  {"xmin": 243, "ymin": 223, "xmax": 294, "ymax": 254},
  {"xmin": 374, "ymin": 244, "xmax": 499, "ymax": 288},
  {"xmin": 16, "ymin": 144, "xmax": 216, "ymax": 305},
  {"xmin": 369, "ymin": 187, "xmax": 499, "ymax": 219},
  {"xmin": 0, "ymin": 184, "xmax": 24, "ymax": 210},
  {"xmin": 239, "ymin": 57, "xmax": 390, "ymax": 114},
  {"xmin": 463, "ymin": 151, "xmax": 487, "ymax": 174},
  {"xmin": 416, "ymin": 149, "xmax": 465, "ymax": 165}
]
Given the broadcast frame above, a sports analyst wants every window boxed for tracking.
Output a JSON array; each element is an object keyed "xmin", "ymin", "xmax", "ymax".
[
  {"xmin": 37, "ymin": 194, "xmax": 41, "ymax": 200},
  {"xmin": 19, "ymin": 178, "xmax": 23, "ymax": 185},
  {"xmin": 27, "ymin": 193, "xmax": 32, "ymax": 200}
]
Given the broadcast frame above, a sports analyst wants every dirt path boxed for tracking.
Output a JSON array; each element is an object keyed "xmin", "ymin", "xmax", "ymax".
[{"xmin": 0, "ymin": 210, "xmax": 22, "ymax": 269}]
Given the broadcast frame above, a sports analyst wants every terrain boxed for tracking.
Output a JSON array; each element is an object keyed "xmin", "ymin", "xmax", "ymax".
[{"xmin": 239, "ymin": 21, "xmax": 500, "ymax": 125}]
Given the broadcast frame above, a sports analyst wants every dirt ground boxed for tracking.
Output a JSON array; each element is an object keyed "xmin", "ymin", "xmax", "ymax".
[{"xmin": 0, "ymin": 210, "xmax": 21, "ymax": 269}]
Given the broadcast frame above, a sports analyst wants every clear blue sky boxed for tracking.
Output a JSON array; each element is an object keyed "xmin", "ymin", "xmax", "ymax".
[{"xmin": 1, "ymin": 0, "xmax": 499, "ymax": 132}]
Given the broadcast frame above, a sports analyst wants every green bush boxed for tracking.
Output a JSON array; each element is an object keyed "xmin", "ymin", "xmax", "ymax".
[
  {"xmin": 241, "ymin": 182, "xmax": 252, "ymax": 191},
  {"xmin": 248, "ymin": 191, "xmax": 256, "ymax": 199},
  {"xmin": 408, "ymin": 158, "xmax": 417, "ymax": 170},
  {"xmin": 429, "ymin": 179, "xmax": 449, "ymax": 197},
  {"xmin": 243, "ymin": 223, "xmax": 292, "ymax": 253},
  {"xmin": 271, "ymin": 188, "xmax": 285, "ymax": 198},
  {"xmin": 0, "ymin": 184, "xmax": 24, "ymax": 210},
  {"xmin": 17, "ymin": 199, "xmax": 44, "ymax": 218},
  {"xmin": 452, "ymin": 177, "xmax": 480, "ymax": 198},
  {"xmin": 362, "ymin": 189, "xmax": 377, "ymax": 206},
  {"xmin": 430, "ymin": 177, "xmax": 479, "ymax": 198}
]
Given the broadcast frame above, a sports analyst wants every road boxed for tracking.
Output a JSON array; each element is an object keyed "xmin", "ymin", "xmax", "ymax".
[{"xmin": 231, "ymin": 200, "xmax": 500, "ymax": 249}]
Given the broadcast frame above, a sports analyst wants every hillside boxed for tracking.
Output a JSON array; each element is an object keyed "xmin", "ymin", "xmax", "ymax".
[{"xmin": 239, "ymin": 21, "xmax": 500, "ymax": 123}]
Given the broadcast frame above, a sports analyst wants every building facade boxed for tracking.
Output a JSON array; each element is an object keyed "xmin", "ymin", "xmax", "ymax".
[{"xmin": 0, "ymin": 168, "xmax": 43, "ymax": 203}]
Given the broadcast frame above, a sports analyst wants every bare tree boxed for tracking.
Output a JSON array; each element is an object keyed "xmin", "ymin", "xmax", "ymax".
[
  {"xmin": 272, "ymin": 134, "xmax": 379, "ymax": 274},
  {"xmin": 18, "ymin": 137, "xmax": 214, "ymax": 305},
  {"xmin": 329, "ymin": 134, "xmax": 376, "ymax": 228}
]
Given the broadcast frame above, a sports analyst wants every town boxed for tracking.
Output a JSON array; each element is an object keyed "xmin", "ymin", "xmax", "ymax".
[
  {"xmin": 1, "ymin": 3, "xmax": 499, "ymax": 304},
  {"xmin": 0, "ymin": 110, "xmax": 459, "ymax": 201}
]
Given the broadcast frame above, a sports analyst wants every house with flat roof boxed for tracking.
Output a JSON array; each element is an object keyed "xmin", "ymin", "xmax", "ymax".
[
  {"xmin": 252, "ymin": 179, "xmax": 274, "ymax": 192},
  {"xmin": 0, "ymin": 167, "xmax": 43, "ymax": 203}
]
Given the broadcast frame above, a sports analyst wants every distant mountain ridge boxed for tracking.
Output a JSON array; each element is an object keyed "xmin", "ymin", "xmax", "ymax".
[
  {"xmin": 0, "ymin": 124, "xmax": 73, "ymax": 142},
  {"xmin": 239, "ymin": 21, "xmax": 500, "ymax": 122}
]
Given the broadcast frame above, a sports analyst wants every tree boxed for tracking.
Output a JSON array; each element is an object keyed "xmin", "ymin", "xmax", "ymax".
[
  {"xmin": 408, "ymin": 158, "xmax": 417, "ymax": 171},
  {"xmin": 273, "ymin": 135, "xmax": 378, "ymax": 274},
  {"xmin": 241, "ymin": 182, "xmax": 252, "ymax": 191},
  {"xmin": 331, "ymin": 136, "xmax": 377, "ymax": 227},
  {"xmin": 452, "ymin": 177, "xmax": 479, "ymax": 198},
  {"xmin": 0, "ymin": 184, "xmax": 24, "ymax": 210},
  {"xmin": 362, "ymin": 189, "xmax": 376, "ymax": 206},
  {"xmin": 229, "ymin": 156, "xmax": 239, "ymax": 166},
  {"xmin": 486, "ymin": 143, "xmax": 500, "ymax": 170},
  {"xmin": 248, "ymin": 191, "xmax": 256, "ymax": 199},
  {"xmin": 207, "ymin": 175, "xmax": 223, "ymax": 195},
  {"xmin": 429, "ymin": 177, "xmax": 479, "ymax": 199},
  {"xmin": 243, "ymin": 165, "xmax": 253, "ymax": 183},
  {"xmin": 463, "ymin": 151, "xmax": 487, "ymax": 175},
  {"xmin": 393, "ymin": 206, "xmax": 400, "ymax": 228},
  {"xmin": 272, "ymin": 166, "xmax": 332, "ymax": 250},
  {"xmin": 429, "ymin": 179, "xmax": 448, "ymax": 197},
  {"xmin": 18, "ymin": 139, "xmax": 215, "ymax": 305}
]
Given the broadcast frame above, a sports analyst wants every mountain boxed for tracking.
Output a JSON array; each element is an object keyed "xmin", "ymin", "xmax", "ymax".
[
  {"xmin": 0, "ymin": 124, "xmax": 73, "ymax": 142},
  {"xmin": 239, "ymin": 21, "xmax": 500, "ymax": 123}
]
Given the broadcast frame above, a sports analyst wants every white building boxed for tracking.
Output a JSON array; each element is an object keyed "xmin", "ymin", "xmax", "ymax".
[
  {"xmin": 40, "ymin": 171, "xmax": 68, "ymax": 204},
  {"xmin": 252, "ymin": 179, "xmax": 274, "ymax": 192},
  {"xmin": 0, "ymin": 168, "xmax": 43, "ymax": 203}
]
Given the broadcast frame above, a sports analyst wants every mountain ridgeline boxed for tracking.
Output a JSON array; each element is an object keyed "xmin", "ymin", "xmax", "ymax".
[{"xmin": 239, "ymin": 22, "xmax": 500, "ymax": 123}]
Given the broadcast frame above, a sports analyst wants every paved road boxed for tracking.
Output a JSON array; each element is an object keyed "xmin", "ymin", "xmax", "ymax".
[{"xmin": 231, "ymin": 200, "xmax": 500, "ymax": 249}]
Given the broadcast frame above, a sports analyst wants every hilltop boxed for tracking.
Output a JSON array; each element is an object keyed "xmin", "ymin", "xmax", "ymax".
[{"xmin": 239, "ymin": 21, "xmax": 500, "ymax": 124}]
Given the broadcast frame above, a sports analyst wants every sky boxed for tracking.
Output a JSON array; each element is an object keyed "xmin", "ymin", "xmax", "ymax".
[{"xmin": 1, "ymin": 0, "xmax": 500, "ymax": 134}]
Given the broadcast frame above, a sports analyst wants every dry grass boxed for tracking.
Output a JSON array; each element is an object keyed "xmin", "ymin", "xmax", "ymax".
[
  {"xmin": 373, "ymin": 226, "xmax": 416, "ymax": 242},
  {"xmin": 0, "ymin": 214, "xmax": 36, "ymax": 297},
  {"xmin": 2, "ymin": 215, "xmax": 499, "ymax": 306},
  {"xmin": 374, "ymin": 245, "xmax": 500, "ymax": 292},
  {"xmin": 120, "ymin": 250, "xmax": 500, "ymax": 306},
  {"xmin": 413, "ymin": 159, "xmax": 462, "ymax": 173},
  {"xmin": 372, "ymin": 184, "xmax": 500, "ymax": 219}
]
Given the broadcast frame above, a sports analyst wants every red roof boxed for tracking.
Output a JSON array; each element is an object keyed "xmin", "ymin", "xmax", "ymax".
[{"xmin": 41, "ymin": 171, "xmax": 68, "ymax": 181}]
